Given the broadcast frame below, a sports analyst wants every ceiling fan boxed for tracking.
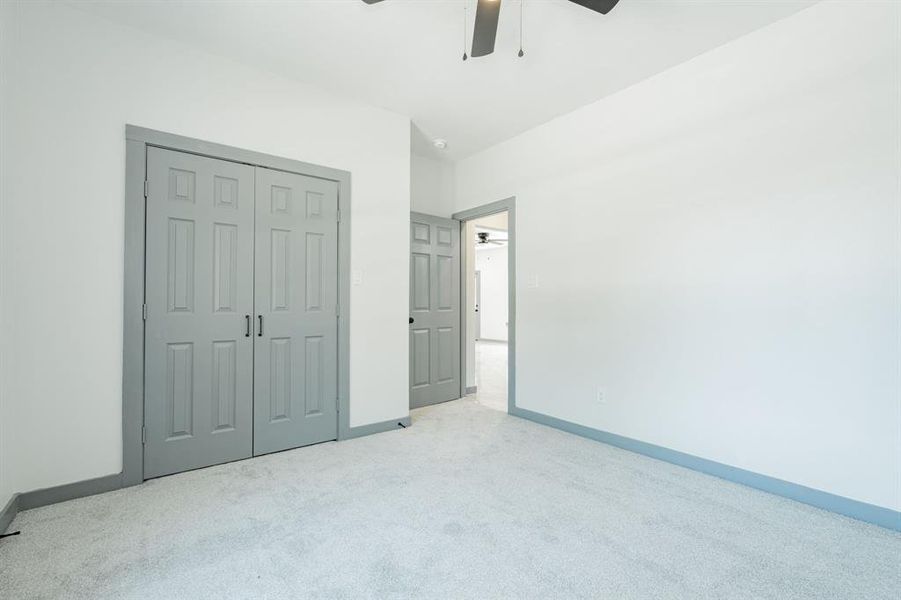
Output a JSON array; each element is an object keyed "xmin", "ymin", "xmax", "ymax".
[
  {"xmin": 476, "ymin": 231, "xmax": 508, "ymax": 246},
  {"xmin": 362, "ymin": 0, "xmax": 621, "ymax": 58}
]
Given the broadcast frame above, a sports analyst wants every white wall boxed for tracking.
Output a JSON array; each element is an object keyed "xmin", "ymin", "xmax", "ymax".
[
  {"xmin": 454, "ymin": 2, "xmax": 900, "ymax": 511},
  {"xmin": 411, "ymin": 153, "xmax": 455, "ymax": 217},
  {"xmin": 0, "ymin": 1, "xmax": 410, "ymax": 497},
  {"xmin": 0, "ymin": 0, "xmax": 13, "ymax": 512},
  {"xmin": 475, "ymin": 246, "xmax": 509, "ymax": 342}
]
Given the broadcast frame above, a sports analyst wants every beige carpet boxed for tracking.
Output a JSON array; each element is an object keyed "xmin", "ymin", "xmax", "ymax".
[{"xmin": 1, "ymin": 399, "xmax": 899, "ymax": 599}]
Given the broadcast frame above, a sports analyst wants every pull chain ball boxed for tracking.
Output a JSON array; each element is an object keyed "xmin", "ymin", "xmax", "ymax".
[{"xmin": 462, "ymin": 4, "xmax": 468, "ymax": 61}]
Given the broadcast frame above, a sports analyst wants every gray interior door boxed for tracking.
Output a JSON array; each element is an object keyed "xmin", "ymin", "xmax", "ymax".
[
  {"xmin": 144, "ymin": 147, "xmax": 255, "ymax": 479},
  {"xmin": 410, "ymin": 213, "xmax": 461, "ymax": 408},
  {"xmin": 253, "ymin": 167, "xmax": 339, "ymax": 455}
]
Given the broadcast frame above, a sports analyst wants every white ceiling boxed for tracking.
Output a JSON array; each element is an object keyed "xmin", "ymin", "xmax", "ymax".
[
  {"xmin": 67, "ymin": 0, "xmax": 817, "ymax": 160},
  {"xmin": 473, "ymin": 212, "xmax": 509, "ymax": 231}
]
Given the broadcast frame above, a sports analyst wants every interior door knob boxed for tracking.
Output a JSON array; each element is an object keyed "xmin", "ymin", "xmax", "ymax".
[{"xmin": 409, "ymin": 317, "xmax": 414, "ymax": 324}]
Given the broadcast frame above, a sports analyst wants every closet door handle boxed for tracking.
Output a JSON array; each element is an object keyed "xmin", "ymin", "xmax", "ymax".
[
  {"xmin": 245, "ymin": 315, "xmax": 251, "ymax": 337},
  {"xmin": 258, "ymin": 315, "xmax": 263, "ymax": 337}
]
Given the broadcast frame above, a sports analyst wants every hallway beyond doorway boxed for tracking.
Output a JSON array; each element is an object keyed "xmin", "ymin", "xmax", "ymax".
[{"xmin": 471, "ymin": 340, "xmax": 507, "ymax": 412}]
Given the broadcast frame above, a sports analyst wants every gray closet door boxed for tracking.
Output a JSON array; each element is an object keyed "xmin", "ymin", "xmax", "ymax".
[
  {"xmin": 254, "ymin": 167, "xmax": 339, "ymax": 455},
  {"xmin": 144, "ymin": 147, "xmax": 255, "ymax": 479},
  {"xmin": 410, "ymin": 213, "xmax": 461, "ymax": 408}
]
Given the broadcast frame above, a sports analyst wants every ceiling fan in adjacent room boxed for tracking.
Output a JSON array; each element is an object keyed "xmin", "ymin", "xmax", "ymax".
[
  {"xmin": 362, "ymin": 0, "xmax": 621, "ymax": 58},
  {"xmin": 476, "ymin": 231, "xmax": 508, "ymax": 246}
]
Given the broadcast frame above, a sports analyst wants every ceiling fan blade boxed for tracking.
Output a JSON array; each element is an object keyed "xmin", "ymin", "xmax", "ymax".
[
  {"xmin": 568, "ymin": 0, "xmax": 620, "ymax": 15},
  {"xmin": 361, "ymin": 0, "xmax": 385, "ymax": 4},
  {"xmin": 472, "ymin": 0, "xmax": 502, "ymax": 58}
]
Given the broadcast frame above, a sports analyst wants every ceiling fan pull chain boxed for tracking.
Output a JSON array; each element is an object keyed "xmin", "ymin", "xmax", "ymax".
[
  {"xmin": 462, "ymin": 2, "xmax": 469, "ymax": 61},
  {"xmin": 518, "ymin": 0, "xmax": 525, "ymax": 58}
]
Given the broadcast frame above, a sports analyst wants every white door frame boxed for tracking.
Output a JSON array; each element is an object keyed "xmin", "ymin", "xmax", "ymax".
[{"xmin": 453, "ymin": 198, "xmax": 515, "ymax": 413}]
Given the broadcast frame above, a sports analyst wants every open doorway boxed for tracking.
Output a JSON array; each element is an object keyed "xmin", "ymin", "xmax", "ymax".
[
  {"xmin": 467, "ymin": 214, "xmax": 508, "ymax": 411},
  {"xmin": 454, "ymin": 199, "xmax": 515, "ymax": 414}
]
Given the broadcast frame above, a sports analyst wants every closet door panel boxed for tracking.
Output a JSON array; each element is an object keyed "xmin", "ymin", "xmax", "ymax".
[
  {"xmin": 253, "ymin": 168, "xmax": 339, "ymax": 455},
  {"xmin": 144, "ymin": 148, "xmax": 254, "ymax": 478}
]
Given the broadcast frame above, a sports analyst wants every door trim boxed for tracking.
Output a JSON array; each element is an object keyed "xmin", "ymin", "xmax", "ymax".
[
  {"xmin": 123, "ymin": 125, "xmax": 352, "ymax": 487},
  {"xmin": 452, "ymin": 197, "xmax": 516, "ymax": 414}
]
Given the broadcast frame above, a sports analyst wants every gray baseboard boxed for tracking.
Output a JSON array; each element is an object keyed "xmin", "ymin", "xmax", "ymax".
[
  {"xmin": 1, "ymin": 493, "xmax": 19, "ymax": 535},
  {"xmin": 18, "ymin": 473, "xmax": 124, "ymax": 512},
  {"xmin": 3, "ymin": 474, "xmax": 123, "ymax": 534},
  {"xmin": 344, "ymin": 416, "xmax": 412, "ymax": 440},
  {"xmin": 5, "ymin": 419, "xmax": 409, "ymax": 521},
  {"xmin": 465, "ymin": 386, "xmax": 478, "ymax": 395},
  {"xmin": 510, "ymin": 406, "xmax": 901, "ymax": 532}
]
